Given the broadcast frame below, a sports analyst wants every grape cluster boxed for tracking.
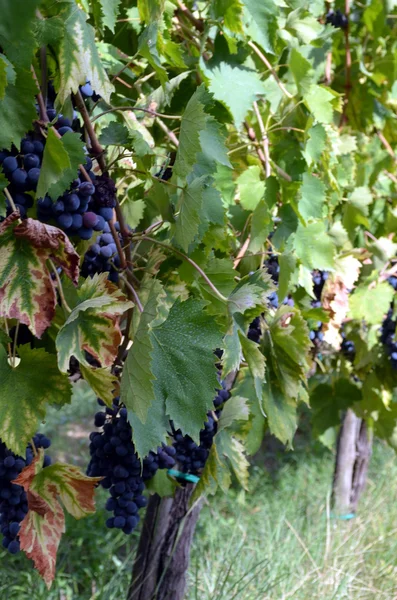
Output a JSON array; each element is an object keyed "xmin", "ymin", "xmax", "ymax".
[
  {"xmin": 0, "ymin": 433, "xmax": 51, "ymax": 554},
  {"xmin": 171, "ymin": 383, "xmax": 231, "ymax": 476},
  {"xmin": 341, "ymin": 334, "xmax": 356, "ymax": 362},
  {"xmin": 379, "ymin": 273, "xmax": 397, "ymax": 370},
  {"xmin": 309, "ymin": 270, "xmax": 328, "ymax": 347},
  {"xmin": 264, "ymin": 255, "xmax": 294, "ymax": 309},
  {"xmin": 326, "ymin": 9, "xmax": 348, "ymax": 29},
  {"xmin": 81, "ymin": 227, "xmax": 121, "ymax": 284},
  {"xmin": 80, "ymin": 81, "xmax": 101, "ymax": 102},
  {"xmin": 247, "ymin": 316, "xmax": 261, "ymax": 344},
  {"xmin": 380, "ymin": 309, "xmax": 397, "ymax": 370},
  {"xmin": 1, "ymin": 81, "xmax": 115, "ymax": 242},
  {"xmin": 87, "ymin": 397, "xmax": 175, "ymax": 535}
]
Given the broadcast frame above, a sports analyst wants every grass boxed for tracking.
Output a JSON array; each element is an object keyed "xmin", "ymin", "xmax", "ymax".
[{"xmin": 1, "ymin": 390, "xmax": 397, "ymax": 600}]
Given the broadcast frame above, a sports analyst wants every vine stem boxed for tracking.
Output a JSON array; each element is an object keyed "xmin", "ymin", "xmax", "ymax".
[
  {"xmin": 156, "ymin": 118, "xmax": 179, "ymax": 147},
  {"xmin": 73, "ymin": 90, "xmax": 107, "ymax": 172},
  {"xmin": 137, "ymin": 236, "xmax": 228, "ymax": 302},
  {"xmin": 31, "ymin": 65, "xmax": 49, "ymax": 123},
  {"xmin": 252, "ymin": 101, "xmax": 271, "ymax": 178},
  {"xmin": 340, "ymin": 0, "xmax": 351, "ymax": 127},
  {"xmin": 49, "ymin": 259, "xmax": 72, "ymax": 314},
  {"xmin": 119, "ymin": 274, "xmax": 144, "ymax": 313},
  {"xmin": 30, "ymin": 438, "xmax": 38, "ymax": 457},
  {"xmin": 3, "ymin": 318, "xmax": 14, "ymax": 367},
  {"xmin": 12, "ymin": 321, "xmax": 19, "ymax": 368},
  {"xmin": 248, "ymin": 41, "xmax": 293, "ymax": 99},
  {"xmin": 91, "ymin": 106, "xmax": 181, "ymax": 122},
  {"xmin": 4, "ymin": 188, "xmax": 17, "ymax": 213},
  {"xmin": 109, "ymin": 221, "xmax": 127, "ymax": 270}
]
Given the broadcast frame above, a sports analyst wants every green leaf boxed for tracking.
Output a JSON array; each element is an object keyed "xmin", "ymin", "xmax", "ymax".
[
  {"xmin": 294, "ymin": 221, "xmax": 335, "ymax": 270},
  {"xmin": 138, "ymin": 24, "xmax": 168, "ymax": 85},
  {"xmin": 302, "ymin": 124, "xmax": 327, "ymax": 166},
  {"xmin": 249, "ymin": 199, "xmax": 273, "ymax": 253},
  {"xmin": 0, "ymin": 345, "xmax": 71, "ymax": 455},
  {"xmin": 233, "ymin": 370, "xmax": 266, "ymax": 455},
  {"xmin": 121, "ymin": 279, "xmax": 164, "ymax": 422},
  {"xmin": 206, "ymin": 62, "xmax": 265, "ymax": 127},
  {"xmin": 310, "ymin": 380, "xmax": 361, "ymax": 438},
  {"xmin": 264, "ymin": 305, "xmax": 312, "ymax": 400},
  {"xmin": 0, "ymin": 68, "xmax": 37, "ymax": 150},
  {"xmin": 98, "ymin": 122, "xmax": 129, "ymax": 146},
  {"xmin": 349, "ymin": 282, "xmax": 395, "ymax": 326},
  {"xmin": 80, "ymin": 365, "xmax": 119, "ymax": 408},
  {"xmin": 304, "ymin": 85, "xmax": 340, "ymax": 124},
  {"xmin": 173, "ymin": 85, "xmax": 229, "ymax": 181},
  {"xmin": 343, "ymin": 186, "xmax": 373, "ymax": 237},
  {"xmin": 212, "ymin": 0, "xmax": 243, "ymax": 33},
  {"xmin": 237, "ymin": 166, "xmax": 265, "ymax": 210},
  {"xmin": 56, "ymin": 1, "xmax": 113, "ymax": 104},
  {"xmin": 138, "ymin": 0, "xmax": 165, "ymax": 23},
  {"xmin": 0, "ymin": 55, "xmax": 8, "ymax": 100},
  {"xmin": 298, "ymin": 172, "xmax": 326, "ymax": 221},
  {"xmin": 262, "ymin": 377, "xmax": 297, "ymax": 447},
  {"xmin": 242, "ymin": 0, "xmax": 277, "ymax": 54},
  {"xmin": 173, "ymin": 175, "xmax": 208, "ymax": 252},
  {"xmin": 217, "ymin": 396, "xmax": 250, "ymax": 431},
  {"xmin": 0, "ymin": 0, "xmax": 39, "ymax": 68},
  {"xmin": 228, "ymin": 270, "xmax": 276, "ymax": 315},
  {"xmin": 0, "ymin": 215, "xmax": 79, "ymax": 338},
  {"xmin": 98, "ymin": 0, "xmax": 122, "ymax": 32},
  {"xmin": 289, "ymin": 48, "xmax": 313, "ymax": 95},
  {"xmin": 56, "ymin": 274, "xmax": 133, "ymax": 372},
  {"xmin": 239, "ymin": 332, "xmax": 266, "ymax": 401},
  {"xmin": 122, "ymin": 199, "xmax": 145, "ymax": 229},
  {"xmin": 278, "ymin": 252, "xmax": 296, "ymax": 301},
  {"xmin": 37, "ymin": 129, "xmax": 86, "ymax": 201},
  {"xmin": 286, "ymin": 10, "xmax": 323, "ymax": 44},
  {"xmin": 150, "ymin": 298, "xmax": 222, "ymax": 441}
]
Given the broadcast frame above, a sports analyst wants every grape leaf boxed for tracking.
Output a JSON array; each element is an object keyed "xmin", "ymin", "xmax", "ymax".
[
  {"xmin": 37, "ymin": 129, "xmax": 86, "ymax": 201},
  {"xmin": 14, "ymin": 450, "xmax": 101, "ymax": 588},
  {"xmin": 56, "ymin": 274, "xmax": 133, "ymax": 372},
  {"xmin": 99, "ymin": 122, "xmax": 129, "ymax": 146},
  {"xmin": 237, "ymin": 166, "xmax": 265, "ymax": 210},
  {"xmin": 228, "ymin": 270, "xmax": 276, "ymax": 315},
  {"xmin": 80, "ymin": 364, "xmax": 119, "ymax": 408},
  {"xmin": 264, "ymin": 305, "xmax": 312, "ymax": 400},
  {"xmin": 173, "ymin": 175, "xmax": 209, "ymax": 252},
  {"xmin": 294, "ymin": 221, "xmax": 335, "ymax": 271},
  {"xmin": 138, "ymin": 0, "xmax": 165, "ymax": 24},
  {"xmin": 138, "ymin": 23, "xmax": 168, "ymax": 85},
  {"xmin": 55, "ymin": 1, "xmax": 113, "ymax": 104},
  {"xmin": 0, "ymin": 345, "xmax": 71, "ymax": 456},
  {"xmin": 173, "ymin": 85, "xmax": 229, "ymax": 181},
  {"xmin": 278, "ymin": 251, "xmax": 296, "ymax": 301},
  {"xmin": 0, "ymin": 68, "xmax": 37, "ymax": 150},
  {"xmin": 206, "ymin": 62, "xmax": 265, "ymax": 127},
  {"xmin": 304, "ymin": 85, "xmax": 340, "ymax": 124},
  {"xmin": 303, "ymin": 124, "xmax": 327, "ymax": 166},
  {"xmin": 0, "ymin": 56, "xmax": 8, "ymax": 100},
  {"xmin": 298, "ymin": 172, "xmax": 326, "ymax": 221},
  {"xmin": 0, "ymin": 215, "xmax": 79, "ymax": 337},
  {"xmin": 217, "ymin": 396, "xmax": 250, "ymax": 432},
  {"xmin": 262, "ymin": 376, "xmax": 298, "ymax": 447},
  {"xmin": 0, "ymin": 0, "xmax": 39, "ymax": 68},
  {"xmin": 311, "ymin": 380, "xmax": 362, "ymax": 438},
  {"xmin": 97, "ymin": 0, "xmax": 122, "ymax": 32},
  {"xmin": 121, "ymin": 279, "xmax": 165, "ymax": 422},
  {"xmin": 212, "ymin": 0, "xmax": 243, "ymax": 33},
  {"xmin": 289, "ymin": 48, "xmax": 313, "ymax": 95},
  {"xmin": 232, "ymin": 369, "xmax": 266, "ymax": 456},
  {"xmin": 239, "ymin": 332, "xmax": 266, "ymax": 401},
  {"xmin": 249, "ymin": 199, "xmax": 273, "ymax": 253},
  {"xmin": 150, "ymin": 298, "xmax": 222, "ymax": 441},
  {"xmin": 349, "ymin": 281, "xmax": 395, "ymax": 326},
  {"xmin": 242, "ymin": 0, "xmax": 277, "ymax": 54}
]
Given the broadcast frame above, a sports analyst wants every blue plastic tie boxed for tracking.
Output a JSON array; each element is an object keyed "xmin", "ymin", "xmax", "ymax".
[
  {"xmin": 330, "ymin": 512, "xmax": 356, "ymax": 521},
  {"xmin": 167, "ymin": 469, "xmax": 200, "ymax": 484}
]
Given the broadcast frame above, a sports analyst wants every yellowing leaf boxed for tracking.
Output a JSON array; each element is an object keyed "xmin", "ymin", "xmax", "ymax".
[
  {"xmin": 0, "ymin": 214, "xmax": 79, "ymax": 338},
  {"xmin": 14, "ymin": 451, "xmax": 101, "ymax": 589},
  {"xmin": 56, "ymin": 273, "xmax": 133, "ymax": 372}
]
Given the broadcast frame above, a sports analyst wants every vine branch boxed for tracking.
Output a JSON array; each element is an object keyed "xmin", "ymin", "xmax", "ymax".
[{"xmin": 138, "ymin": 237, "xmax": 228, "ymax": 302}]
